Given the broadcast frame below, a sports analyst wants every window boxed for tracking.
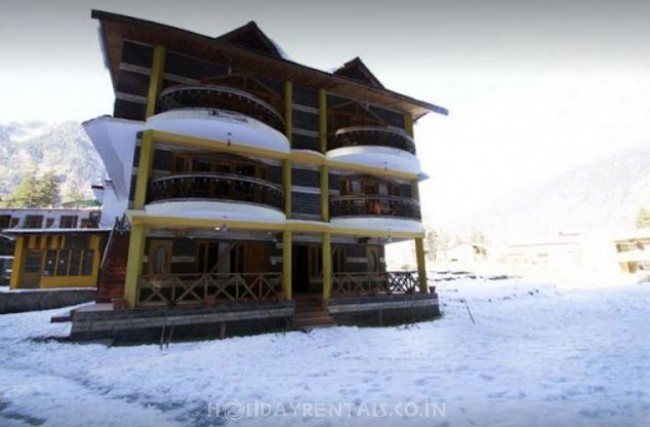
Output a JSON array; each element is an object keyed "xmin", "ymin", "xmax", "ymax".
[
  {"xmin": 43, "ymin": 249, "xmax": 94, "ymax": 276},
  {"xmin": 332, "ymin": 246, "xmax": 346, "ymax": 273},
  {"xmin": 148, "ymin": 240, "xmax": 172, "ymax": 275},
  {"xmin": 230, "ymin": 243, "xmax": 245, "ymax": 274},
  {"xmin": 25, "ymin": 250, "xmax": 43, "ymax": 274},
  {"xmin": 59, "ymin": 216, "xmax": 78, "ymax": 228},
  {"xmin": 0, "ymin": 215, "xmax": 11, "ymax": 229},
  {"xmin": 24, "ymin": 215, "xmax": 43, "ymax": 228}
]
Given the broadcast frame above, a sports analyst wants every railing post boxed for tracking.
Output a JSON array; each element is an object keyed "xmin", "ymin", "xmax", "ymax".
[{"xmin": 282, "ymin": 231, "xmax": 292, "ymax": 300}]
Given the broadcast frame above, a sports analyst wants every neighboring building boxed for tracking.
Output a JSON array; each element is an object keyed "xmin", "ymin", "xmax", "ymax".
[
  {"xmin": 613, "ymin": 230, "xmax": 650, "ymax": 278},
  {"xmin": 498, "ymin": 229, "xmax": 650, "ymax": 285},
  {"xmin": 0, "ymin": 208, "xmax": 109, "ymax": 289},
  {"xmin": 73, "ymin": 11, "xmax": 448, "ymax": 339}
]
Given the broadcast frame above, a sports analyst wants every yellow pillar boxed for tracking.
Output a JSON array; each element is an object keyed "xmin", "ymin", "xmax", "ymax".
[
  {"xmin": 133, "ymin": 130, "xmax": 155, "ymax": 209},
  {"xmin": 284, "ymin": 80, "xmax": 293, "ymax": 143},
  {"xmin": 90, "ymin": 235, "xmax": 102, "ymax": 288},
  {"xmin": 124, "ymin": 224, "xmax": 147, "ymax": 308},
  {"xmin": 320, "ymin": 165, "xmax": 329, "ymax": 222},
  {"xmin": 9, "ymin": 236, "xmax": 26, "ymax": 289},
  {"xmin": 282, "ymin": 230, "xmax": 292, "ymax": 301},
  {"xmin": 283, "ymin": 160, "xmax": 292, "ymax": 217},
  {"xmin": 322, "ymin": 232, "xmax": 332, "ymax": 299},
  {"xmin": 415, "ymin": 237, "xmax": 428, "ymax": 293},
  {"xmin": 404, "ymin": 112, "xmax": 414, "ymax": 138},
  {"xmin": 145, "ymin": 45, "xmax": 166, "ymax": 118},
  {"xmin": 319, "ymin": 89, "xmax": 327, "ymax": 154}
]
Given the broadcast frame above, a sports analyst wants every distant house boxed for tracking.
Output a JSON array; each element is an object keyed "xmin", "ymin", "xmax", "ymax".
[
  {"xmin": 613, "ymin": 231, "xmax": 650, "ymax": 277},
  {"xmin": 0, "ymin": 208, "xmax": 109, "ymax": 289},
  {"xmin": 443, "ymin": 242, "xmax": 487, "ymax": 263}
]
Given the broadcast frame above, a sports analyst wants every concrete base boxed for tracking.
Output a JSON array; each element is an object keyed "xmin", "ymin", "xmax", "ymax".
[
  {"xmin": 0, "ymin": 288, "xmax": 96, "ymax": 314},
  {"xmin": 328, "ymin": 293, "xmax": 440, "ymax": 326},
  {"xmin": 70, "ymin": 301, "xmax": 294, "ymax": 343}
]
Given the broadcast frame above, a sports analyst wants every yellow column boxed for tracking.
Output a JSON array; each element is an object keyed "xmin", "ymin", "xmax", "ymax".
[
  {"xmin": 133, "ymin": 130, "xmax": 155, "ymax": 209},
  {"xmin": 319, "ymin": 89, "xmax": 327, "ymax": 154},
  {"xmin": 415, "ymin": 237, "xmax": 428, "ymax": 293},
  {"xmin": 90, "ymin": 235, "xmax": 102, "ymax": 287},
  {"xmin": 124, "ymin": 224, "xmax": 147, "ymax": 308},
  {"xmin": 282, "ymin": 230, "xmax": 292, "ymax": 301},
  {"xmin": 283, "ymin": 160, "xmax": 292, "ymax": 217},
  {"xmin": 320, "ymin": 165, "xmax": 329, "ymax": 222},
  {"xmin": 284, "ymin": 80, "xmax": 293, "ymax": 143},
  {"xmin": 404, "ymin": 112, "xmax": 414, "ymax": 138},
  {"xmin": 145, "ymin": 45, "xmax": 166, "ymax": 118},
  {"xmin": 322, "ymin": 232, "xmax": 332, "ymax": 299},
  {"xmin": 9, "ymin": 236, "xmax": 26, "ymax": 289}
]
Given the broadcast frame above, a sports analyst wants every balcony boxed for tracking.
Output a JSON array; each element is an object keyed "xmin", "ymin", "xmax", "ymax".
[
  {"xmin": 326, "ymin": 126, "xmax": 420, "ymax": 174},
  {"xmin": 329, "ymin": 195, "xmax": 423, "ymax": 233},
  {"xmin": 146, "ymin": 85, "xmax": 289, "ymax": 154},
  {"xmin": 144, "ymin": 173, "xmax": 286, "ymax": 222}
]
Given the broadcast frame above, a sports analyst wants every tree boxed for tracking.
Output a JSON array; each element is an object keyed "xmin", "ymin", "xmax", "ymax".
[
  {"xmin": 425, "ymin": 227, "xmax": 450, "ymax": 262},
  {"xmin": 3, "ymin": 169, "xmax": 60, "ymax": 208},
  {"xmin": 637, "ymin": 208, "xmax": 650, "ymax": 228}
]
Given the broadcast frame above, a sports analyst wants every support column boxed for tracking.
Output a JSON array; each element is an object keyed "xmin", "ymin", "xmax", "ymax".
[
  {"xmin": 9, "ymin": 236, "xmax": 26, "ymax": 289},
  {"xmin": 283, "ymin": 160, "xmax": 292, "ymax": 217},
  {"xmin": 145, "ymin": 45, "xmax": 166, "ymax": 118},
  {"xmin": 415, "ymin": 237, "xmax": 428, "ymax": 293},
  {"xmin": 284, "ymin": 81, "xmax": 293, "ymax": 143},
  {"xmin": 133, "ymin": 130, "xmax": 155, "ymax": 209},
  {"xmin": 404, "ymin": 112, "xmax": 414, "ymax": 138},
  {"xmin": 319, "ymin": 89, "xmax": 327, "ymax": 154},
  {"xmin": 322, "ymin": 232, "xmax": 332, "ymax": 299},
  {"xmin": 282, "ymin": 230, "xmax": 292, "ymax": 301},
  {"xmin": 124, "ymin": 224, "xmax": 146, "ymax": 308},
  {"xmin": 320, "ymin": 165, "xmax": 329, "ymax": 222}
]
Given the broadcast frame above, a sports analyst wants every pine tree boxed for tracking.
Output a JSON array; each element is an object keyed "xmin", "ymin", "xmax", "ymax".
[
  {"xmin": 637, "ymin": 208, "xmax": 650, "ymax": 228},
  {"xmin": 2, "ymin": 169, "xmax": 60, "ymax": 208}
]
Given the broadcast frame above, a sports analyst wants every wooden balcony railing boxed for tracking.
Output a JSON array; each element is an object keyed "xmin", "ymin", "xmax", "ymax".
[
  {"xmin": 330, "ymin": 195, "xmax": 421, "ymax": 219},
  {"xmin": 158, "ymin": 84, "xmax": 285, "ymax": 132},
  {"xmin": 332, "ymin": 271, "xmax": 418, "ymax": 297},
  {"xmin": 328, "ymin": 126, "xmax": 416, "ymax": 154},
  {"xmin": 138, "ymin": 272, "xmax": 283, "ymax": 306},
  {"xmin": 147, "ymin": 173, "xmax": 285, "ymax": 212}
]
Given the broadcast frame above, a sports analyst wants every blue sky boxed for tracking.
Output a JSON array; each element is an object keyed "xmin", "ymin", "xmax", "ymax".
[{"xmin": 1, "ymin": 0, "xmax": 649, "ymax": 223}]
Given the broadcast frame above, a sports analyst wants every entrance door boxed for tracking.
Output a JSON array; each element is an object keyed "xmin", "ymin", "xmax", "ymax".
[{"xmin": 292, "ymin": 245, "xmax": 310, "ymax": 294}]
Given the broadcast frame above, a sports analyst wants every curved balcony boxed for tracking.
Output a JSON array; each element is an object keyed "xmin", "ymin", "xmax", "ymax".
[
  {"xmin": 329, "ymin": 126, "xmax": 416, "ymax": 154},
  {"xmin": 158, "ymin": 85, "xmax": 285, "ymax": 132},
  {"xmin": 331, "ymin": 195, "xmax": 420, "ymax": 219},
  {"xmin": 145, "ymin": 173, "xmax": 286, "ymax": 222},
  {"xmin": 326, "ymin": 126, "xmax": 420, "ymax": 174},
  {"xmin": 329, "ymin": 195, "xmax": 423, "ymax": 234}
]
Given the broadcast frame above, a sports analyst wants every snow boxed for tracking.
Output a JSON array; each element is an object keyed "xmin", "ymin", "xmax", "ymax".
[{"xmin": 1, "ymin": 278, "xmax": 649, "ymax": 426}]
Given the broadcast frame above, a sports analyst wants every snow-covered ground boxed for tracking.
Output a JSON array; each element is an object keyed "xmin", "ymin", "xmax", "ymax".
[{"xmin": 1, "ymin": 278, "xmax": 649, "ymax": 427}]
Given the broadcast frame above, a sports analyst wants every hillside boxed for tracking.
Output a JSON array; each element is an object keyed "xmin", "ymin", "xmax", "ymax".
[
  {"xmin": 472, "ymin": 144, "xmax": 650, "ymax": 240},
  {"xmin": 0, "ymin": 121, "xmax": 105, "ymax": 203}
]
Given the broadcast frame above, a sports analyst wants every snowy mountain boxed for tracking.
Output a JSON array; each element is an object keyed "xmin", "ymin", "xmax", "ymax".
[
  {"xmin": 0, "ymin": 121, "xmax": 105, "ymax": 202},
  {"xmin": 473, "ymin": 144, "xmax": 650, "ymax": 240}
]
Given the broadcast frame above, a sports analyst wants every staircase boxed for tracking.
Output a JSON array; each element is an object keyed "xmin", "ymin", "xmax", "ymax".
[
  {"xmin": 293, "ymin": 295, "xmax": 336, "ymax": 330},
  {"xmin": 96, "ymin": 228, "xmax": 130, "ymax": 303}
]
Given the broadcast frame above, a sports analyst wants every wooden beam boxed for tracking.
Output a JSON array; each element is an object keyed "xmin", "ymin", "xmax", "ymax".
[
  {"xmin": 322, "ymin": 232, "xmax": 332, "ymax": 299},
  {"xmin": 133, "ymin": 130, "xmax": 155, "ymax": 209},
  {"xmin": 319, "ymin": 89, "xmax": 327, "ymax": 154},
  {"xmin": 124, "ymin": 224, "xmax": 147, "ymax": 307}
]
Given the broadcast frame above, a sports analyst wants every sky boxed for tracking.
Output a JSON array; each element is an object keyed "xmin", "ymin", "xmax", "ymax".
[{"xmin": 1, "ymin": 0, "xmax": 649, "ymax": 225}]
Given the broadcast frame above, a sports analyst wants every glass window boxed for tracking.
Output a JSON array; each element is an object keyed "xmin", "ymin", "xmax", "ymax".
[
  {"xmin": 25, "ymin": 250, "xmax": 43, "ymax": 274},
  {"xmin": 24, "ymin": 215, "xmax": 43, "ymax": 228},
  {"xmin": 44, "ymin": 250, "xmax": 57, "ymax": 276},
  {"xmin": 56, "ymin": 250, "xmax": 70, "ymax": 276},
  {"xmin": 59, "ymin": 216, "xmax": 78, "ymax": 228},
  {"xmin": 69, "ymin": 250, "xmax": 82, "ymax": 276},
  {"xmin": 0, "ymin": 215, "xmax": 11, "ymax": 229},
  {"xmin": 81, "ymin": 250, "xmax": 94, "ymax": 276}
]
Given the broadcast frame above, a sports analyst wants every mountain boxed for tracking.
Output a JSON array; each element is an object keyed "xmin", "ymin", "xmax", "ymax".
[
  {"xmin": 0, "ymin": 121, "xmax": 106, "ymax": 202},
  {"xmin": 472, "ymin": 144, "xmax": 650, "ymax": 241}
]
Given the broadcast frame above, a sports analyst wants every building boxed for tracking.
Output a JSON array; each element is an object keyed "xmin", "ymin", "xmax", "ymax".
[
  {"xmin": 0, "ymin": 208, "xmax": 108, "ymax": 289},
  {"xmin": 73, "ymin": 11, "xmax": 447, "ymax": 339}
]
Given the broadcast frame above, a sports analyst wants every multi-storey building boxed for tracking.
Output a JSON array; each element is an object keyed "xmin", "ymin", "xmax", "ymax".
[{"xmin": 75, "ymin": 10, "xmax": 448, "ymax": 339}]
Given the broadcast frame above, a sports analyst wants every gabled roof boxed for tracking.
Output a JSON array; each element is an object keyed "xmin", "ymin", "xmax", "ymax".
[
  {"xmin": 333, "ymin": 57, "xmax": 384, "ymax": 88},
  {"xmin": 91, "ymin": 10, "xmax": 449, "ymax": 119},
  {"xmin": 215, "ymin": 21, "xmax": 284, "ymax": 59}
]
